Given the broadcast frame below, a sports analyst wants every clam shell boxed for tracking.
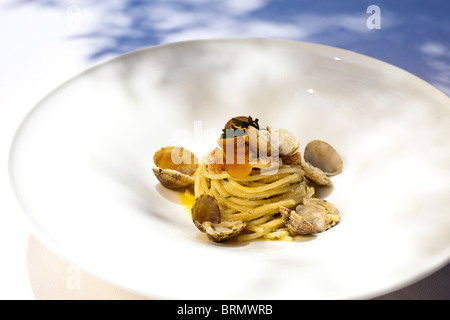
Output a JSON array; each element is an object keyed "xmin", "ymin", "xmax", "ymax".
[
  {"xmin": 191, "ymin": 194, "xmax": 221, "ymax": 231},
  {"xmin": 300, "ymin": 160, "xmax": 332, "ymax": 186},
  {"xmin": 247, "ymin": 126, "xmax": 278, "ymax": 157},
  {"xmin": 304, "ymin": 140, "xmax": 343, "ymax": 176},
  {"xmin": 153, "ymin": 146, "xmax": 198, "ymax": 176},
  {"xmin": 202, "ymin": 220, "xmax": 247, "ymax": 242},
  {"xmin": 280, "ymin": 206, "xmax": 317, "ymax": 235},
  {"xmin": 295, "ymin": 199, "xmax": 340, "ymax": 232},
  {"xmin": 152, "ymin": 168, "xmax": 195, "ymax": 190},
  {"xmin": 270, "ymin": 128, "xmax": 299, "ymax": 156}
]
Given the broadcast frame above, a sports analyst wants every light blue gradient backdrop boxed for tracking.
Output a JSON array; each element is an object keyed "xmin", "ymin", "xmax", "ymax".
[{"xmin": 7, "ymin": 0, "xmax": 450, "ymax": 95}]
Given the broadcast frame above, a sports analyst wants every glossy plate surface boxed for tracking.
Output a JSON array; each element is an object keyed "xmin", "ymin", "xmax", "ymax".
[{"xmin": 9, "ymin": 39, "xmax": 450, "ymax": 299}]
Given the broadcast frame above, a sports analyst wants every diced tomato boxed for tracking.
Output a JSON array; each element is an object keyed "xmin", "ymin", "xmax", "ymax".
[
  {"xmin": 218, "ymin": 136, "xmax": 250, "ymax": 165},
  {"xmin": 210, "ymin": 136, "xmax": 254, "ymax": 178},
  {"xmin": 206, "ymin": 147, "xmax": 225, "ymax": 173},
  {"xmin": 224, "ymin": 163, "xmax": 253, "ymax": 179}
]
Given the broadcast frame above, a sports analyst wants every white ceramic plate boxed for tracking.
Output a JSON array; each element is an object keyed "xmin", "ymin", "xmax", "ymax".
[{"xmin": 9, "ymin": 39, "xmax": 450, "ymax": 299}]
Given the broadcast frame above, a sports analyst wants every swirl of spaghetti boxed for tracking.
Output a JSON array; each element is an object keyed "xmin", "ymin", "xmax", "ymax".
[{"xmin": 194, "ymin": 162, "xmax": 314, "ymax": 241}]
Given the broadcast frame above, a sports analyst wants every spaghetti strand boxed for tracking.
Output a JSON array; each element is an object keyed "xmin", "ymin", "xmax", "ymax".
[{"xmin": 195, "ymin": 162, "xmax": 313, "ymax": 241}]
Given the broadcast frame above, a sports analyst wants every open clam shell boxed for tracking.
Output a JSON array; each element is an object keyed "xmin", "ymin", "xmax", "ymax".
[
  {"xmin": 304, "ymin": 140, "xmax": 343, "ymax": 176},
  {"xmin": 202, "ymin": 220, "xmax": 247, "ymax": 242},
  {"xmin": 191, "ymin": 194, "xmax": 221, "ymax": 231},
  {"xmin": 153, "ymin": 146, "xmax": 198, "ymax": 176},
  {"xmin": 191, "ymin": 194, "xmax": 246, "ymax": 241},
  {"xmin": 152, "ymin": 168, "xmax": 195, "ymax": 190},
  {"xmin": 295, "ymin": 198, "xmax": 340, "ymax": 232},
  {"xmin": 247, "ymin": 126, "xmax": 278, "ymax": 158},
  {"xmin": 300, "ymin": 160, "xmax": 331, "ymax": 186},
  {"xmin": 279, "ymin": 206, "xmax": 317, "ymax": 235},
  {"xmin": 268, "ymin": 127, "xmax": 299, "ymax": 156}
]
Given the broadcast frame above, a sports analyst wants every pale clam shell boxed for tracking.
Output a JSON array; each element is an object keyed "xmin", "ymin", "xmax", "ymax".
[
  {"xmin": 304, "ymin": 140, "xmax": 343, "ymax": 176},
  {"xmin": 153, "ymin": 146, "xmax": 198, "ymax": 176},
  {"xmin": 152, "ymin": 168, "xmax": 195, "ymax": 190},
  {"xmin": 202, "ymin": 220, "xmax": 247, "ymax": 242},
  {"xmin": 279, "ymin": 206, "xmax": 317, "ymax": 235}
]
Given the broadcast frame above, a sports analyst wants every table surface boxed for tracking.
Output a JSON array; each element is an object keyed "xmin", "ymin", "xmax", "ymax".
[{"xmin": 1, "ymin": 0, "xmax": 449, "ymax": 300}]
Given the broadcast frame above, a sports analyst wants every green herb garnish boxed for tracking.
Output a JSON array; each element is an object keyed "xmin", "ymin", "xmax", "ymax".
[
  {"xmin": 221, "ymin": 128, "xmax": 246, "ymax": 139},
  {"xmin": 220, "ymin": 116, "xmax": 260, "ymax": 139},
  {"xmin": 231, "ymin": 116, "xmax": 260, "ymax": 131}
]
